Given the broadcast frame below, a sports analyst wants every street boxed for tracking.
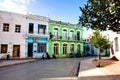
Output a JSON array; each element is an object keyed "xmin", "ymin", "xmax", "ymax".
[{"xmin": 0, "ymin": 58, "xmax": 81, "ymax": 80}]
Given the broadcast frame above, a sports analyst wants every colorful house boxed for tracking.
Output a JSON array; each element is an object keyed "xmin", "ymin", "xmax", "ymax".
[
  {"xmin": 83, "ymin": 38, "xmax": 97, "ymax": 56},
  {"xmin": 48, "ymin": 20, "xmax": 84, "ymax": 58},
  {"xmin": 25, "ymin": 14, "xmax": 49, "ymax": 58},
  {"xmin": 0, "ymin": 11, "xmax": 26, "ymax": 58},
  {"xmin": 0, "ymin": 11, "xmax": 84, "ymax": 59}
]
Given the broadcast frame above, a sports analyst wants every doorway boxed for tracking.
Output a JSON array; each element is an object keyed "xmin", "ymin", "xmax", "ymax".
[
  {"xmin": 13, "ymin": 45, "xmax": 20, "ymax": 57},
  {"xmin": 63, "ymin": 44, "xmax": 67, "ymax": 55},
  {"xmin": 28, "ymin": 43, "xmax": 33, "ymax": 57},
  {"xmin": 54, "ymin": 43, "xmax": 59, "ymax": 55}
]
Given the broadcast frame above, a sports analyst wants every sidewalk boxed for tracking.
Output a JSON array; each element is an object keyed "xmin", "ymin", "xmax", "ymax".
[
  {"xmin": 78, "ymin": 57, "xmax": 120, "ymax": 80},
  {"xmin": 0, "ymin": 59, "xmax": 36, "ymax": 68}
]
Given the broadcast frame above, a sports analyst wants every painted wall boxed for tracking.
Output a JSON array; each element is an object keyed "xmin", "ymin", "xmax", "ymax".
[
  {"xmin": 48, "ymin": 21, "xmax": 84, "ymax": 58},
  {"xmin": 26, "ymin": 37, "xmax": 48, "ymax": 57},
  {"xmin": 109, "ymin": 30, "xmax": 120, "ymax": 60},
  {"xmin": 25, "ymin": 15, "xmax": 49, "ymax": 58},
  {"xmin": 0, "ymin": 11, "xmax": 26, "ymax": 58}
]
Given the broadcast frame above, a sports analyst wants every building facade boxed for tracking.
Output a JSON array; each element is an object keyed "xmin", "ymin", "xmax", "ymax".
[
  {"xmin": 0, "ymin": 11, "xmax": 26, "ymax": 58},
  {"xmin": 48, "ymin": 20, "xmax": 84, "ymax": 58},
  {"xmin": 25, "ymin": 14, "xmax": 49, "ymax": 58},
  {"xmin": 0, "ymin": 11, "xmax": 84, "ymax": 59},
  {"xmin": 83, "ymin": 38, "xmax": 97, "ymax": 56},
  {"xmin": 109, "ymin": 31, "xmax": 120, "ymax": 60}
]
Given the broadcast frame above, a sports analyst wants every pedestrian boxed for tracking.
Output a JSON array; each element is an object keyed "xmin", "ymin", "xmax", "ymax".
[{"xmin": 46, "ymin": 52, "xmax": 50, "ymax": 59}]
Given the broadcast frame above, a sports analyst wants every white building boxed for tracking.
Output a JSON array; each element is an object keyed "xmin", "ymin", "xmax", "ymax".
[
  {"xmin": 109, "ymin": 30, "xmax": 120, "ymax": 60},
  {"xmin": 0, "ymin": 11, "xmax": 26, "ymax": 58}
]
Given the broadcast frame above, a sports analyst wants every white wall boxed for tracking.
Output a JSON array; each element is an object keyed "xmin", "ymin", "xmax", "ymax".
[
  {"xmin": 109, "ymin": 30, "xmax": 120, "ymax": 60},
  {"xmin": 0, "ymin": 11, "xmax": 26, "ymax": 58}
]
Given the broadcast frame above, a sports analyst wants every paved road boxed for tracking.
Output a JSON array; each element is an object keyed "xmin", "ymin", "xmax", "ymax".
[{"xmin": 0, "ymin": 58, "xmax": 81, "ymax": 80}]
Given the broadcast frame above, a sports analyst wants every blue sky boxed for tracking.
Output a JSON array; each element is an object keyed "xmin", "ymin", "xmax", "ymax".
[
  {"xmin": 27, "ymin": 0, "xmax": 87, "ymax": 24},
  {"xmin": 0, "ymin": 0, "xmax": 87, "ymax": 24}
]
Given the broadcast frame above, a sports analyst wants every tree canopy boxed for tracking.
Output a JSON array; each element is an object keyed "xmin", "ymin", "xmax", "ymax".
[
  {"xmin": 79, "ymin": 0, "xmax": 120, "ymax": 32},
  {"xmin": 91, "ymin": 30, "xmax": 108, "ymax": 49}
]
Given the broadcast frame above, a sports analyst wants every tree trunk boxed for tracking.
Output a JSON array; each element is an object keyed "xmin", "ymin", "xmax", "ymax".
[{"xmin": 97, "ymin": 48, "xmax": 101, "ymax": 67}]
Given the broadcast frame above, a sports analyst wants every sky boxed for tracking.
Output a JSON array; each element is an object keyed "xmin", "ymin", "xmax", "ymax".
[
  {"xmin": 0, "ymin": 0, "xmax": 93, "ymax": 38},
  {"xmin": 0, "ymin": 0, "xmax": 87, "ymax": 23}
]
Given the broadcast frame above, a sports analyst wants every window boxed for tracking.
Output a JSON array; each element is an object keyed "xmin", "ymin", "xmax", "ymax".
[
  {"xmin": 63, "ymin": 29, "xmax": 67, "ymax": 40},
  {"xmin": 1, "ymin": 44, "xmax": 8, "ymax": 53},
  {"xmin": 29, "ymin": 23, "xmax": 34, "ymax": 33},
  {"xmin": 63, "ymin": 44, "xmax": 67, "ymax": 55},
  {"xmin": 38, "ymin": 24, "xmax": 46, "ymax": 34},
  {"xmin": 70, "ymin": 30, "xmax": 74, "ymax": 40},
  {"xmin": 3, "ymin": 23, "xmax": 9, "ymax": 32},
  {"xmin": 70, "ymin": 44, "xmax": 74, "ymax": 54},
  {"xmin": 54, "ymin": 28, "xmax": 58, "ymax": 39},
  {"xmin": 114, "ymin": 37, "xmax": 119, "ymax": 51},
  {"xmin": 38, "ymin": 43, "xmax": 46, "ymax": 53},
  {"xmin": 77, "ymin": 31, "xmax": 80, "ymax": 41},
  {"xmin": 77, "ymin": 44, "xmax": 80, "ymax": 52},
  {"xmin": 15, "ymin": 25, "xmax": 21, "ymax": 33}
]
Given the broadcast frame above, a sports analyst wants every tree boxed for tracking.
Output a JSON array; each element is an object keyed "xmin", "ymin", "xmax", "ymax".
[
  {"xmin": 79, "ymin": 0, "xmax": 120, "ymax": 32},
  {"xmin": 91, "ymin": 30, "xmax": 108, "ymax": 67}
]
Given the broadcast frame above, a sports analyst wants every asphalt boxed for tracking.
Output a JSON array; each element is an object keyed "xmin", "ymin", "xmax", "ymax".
[{"xmin": 0, "ymin": 57, "xmax": 120, "ymax": 80}]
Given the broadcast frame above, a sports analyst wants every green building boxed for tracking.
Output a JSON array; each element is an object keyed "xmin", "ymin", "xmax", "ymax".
[{"xmin": 48, "ymin": 20, "xmax": 84, "ymax": 58}]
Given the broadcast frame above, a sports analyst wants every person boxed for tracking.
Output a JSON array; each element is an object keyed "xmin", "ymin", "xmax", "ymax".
[
  {"xmin": 46, "ymin": 52, "xmax": 50, "ymax": 59},
  {"xmin": 42, "ymin": 54, "xmax": 45, "ymax": 59},
  {"xmin": 52, "ymin": 54, "xmax": 56, "ymax": 59}
]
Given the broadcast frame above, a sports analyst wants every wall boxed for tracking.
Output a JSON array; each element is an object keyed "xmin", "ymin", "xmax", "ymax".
[
  {"xmin": 109, "ymin": 30, "xmax": 120, "ymax": 60},
  {"xmin": 0, "ymin": 11, "xmax": 26, "ymax": 58},
  {"xmin": 48, "ymin": 22, "xmax": 84, "ymax": 58}
]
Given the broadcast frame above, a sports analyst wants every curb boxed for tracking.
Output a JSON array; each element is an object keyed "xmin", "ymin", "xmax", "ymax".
[{"xmin": 0, "ymin": 60, "xmax": 36, "ymax": 68}]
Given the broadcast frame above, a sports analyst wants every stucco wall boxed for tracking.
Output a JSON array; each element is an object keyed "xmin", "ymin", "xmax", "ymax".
[
  {"xmin": 0, "ymin": 11, "xmax": 26, "ymax": 58},
  {"xmin": 109, "ymin": 30, "xmax": 120, "ymax": 60}
]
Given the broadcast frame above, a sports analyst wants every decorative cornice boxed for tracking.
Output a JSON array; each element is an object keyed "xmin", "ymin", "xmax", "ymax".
[{"xmin": 26, "ymin": 14, "xmax": 49, "ymax": 22}]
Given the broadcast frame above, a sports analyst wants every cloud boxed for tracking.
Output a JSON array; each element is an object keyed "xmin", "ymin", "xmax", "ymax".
[{"xmin": 0, "ymin": 0, "xmax": 34, "ymax": 14}]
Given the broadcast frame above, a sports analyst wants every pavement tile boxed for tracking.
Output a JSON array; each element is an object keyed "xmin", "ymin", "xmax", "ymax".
[{"xmin": 78, "ymin": 57, "xmax": 120, "ymax": 80}]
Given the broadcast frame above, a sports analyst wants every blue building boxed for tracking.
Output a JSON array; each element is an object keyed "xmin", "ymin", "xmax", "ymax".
[
  {"xmin": 83, "ymin": 38, "xmax": 97, "ymax": 56},
  {"xmin": 25, "ymin": 14, "xmax": 49, "ymax": 58}
]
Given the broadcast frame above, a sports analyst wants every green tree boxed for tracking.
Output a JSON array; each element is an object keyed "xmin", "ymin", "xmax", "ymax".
[
  {"xmin": 91, "ymin": 30, "xmax": 108, "ymax": 67},
  {"xmin": 79, "ymin": 0, "xmax": 120, "ymax": 32}
]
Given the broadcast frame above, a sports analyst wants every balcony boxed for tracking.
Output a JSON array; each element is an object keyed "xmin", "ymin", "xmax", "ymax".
[
  {"xmin": 49, "ymin": 33, "xmax": 83, "ymax": 42},
  {"xmin": 62, "ymin": 36, "xmax": 68, "ymax": 40},
  {"xmin": 52, "ymin": 35, "xmax": 61, "ymax": 40},
  {"xmin": 27, "ymin": 32, "xmax": 49, "ymax": 38},
  {"xmin": 69, "ymin": 37, "xmax": 75, "ymax": 41}
]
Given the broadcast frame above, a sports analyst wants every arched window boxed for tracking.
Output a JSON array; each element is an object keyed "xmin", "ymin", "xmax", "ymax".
[
  {"xmin": 63, "ymin": 29, "xmax": 67, "ymax": 40},
  {"xmin": 77, "ymin": 44, "xmax": 81, "ymax": 52},
  {"xmin": 70, "ymin": 44, "xmax": 74, "ymax": 54},
  {"xmin": 54, "ymin": 28, "xmax": 58, "ymax": 39},
  {"xmin": 70, "ymin": 30, "xmax": 74, "ymax": 40}
]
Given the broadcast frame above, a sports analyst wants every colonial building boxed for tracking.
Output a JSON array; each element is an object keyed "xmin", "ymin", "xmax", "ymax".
[
  {"xmin": 0, "ymin": 11, "xmax": 84, "ymax": 59},
  {"xmin": 48, "ymin": 20, "xmax": 84, "ymax": 58},
  {"xmin": 25, "ymin": 14, "xmax": 49, "ymax": 58},
  {"xmin": 0, "ymin": 11, "xmax": 26, "ymax": 58}
]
